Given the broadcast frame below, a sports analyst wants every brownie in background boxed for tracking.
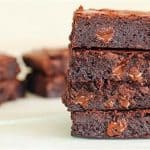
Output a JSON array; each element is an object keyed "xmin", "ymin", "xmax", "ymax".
[
  {"xmin": 23, "ymin": 48, "xmax": 69, "ymax": 97},
  {"xmin": 27, "ymin": 72, "xmax": 65, "ymax": 97},
  {"xmin": 23, "ymin": 48, "xmax": 69, "ymax": 76},
  {"xmin": 0, "ymin": 54, "xmax": 20, "ymax": 80},
  {"xmin": 0, "ymin": 54, "xmax": 25, "ymax": 104},
  {"xmin": 0, "ymin": 79, "xmax": 25, "ymax": 104}
]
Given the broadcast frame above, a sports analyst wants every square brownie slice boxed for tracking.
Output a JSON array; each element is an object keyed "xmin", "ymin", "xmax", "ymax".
[
  {"xmin": 70, "ymin": 6, "xmax": 150, "ymax": 50},
  {"xmin": 63, "ymin": 80, "xmax": 150, "ymax": 111},
  {"xmin": 69, "ymin": 49, "xmax": 150, "ymax": 85},
  {"xmin": 71, "ymin": 109, "xmax": 150, "ymax": 138}
]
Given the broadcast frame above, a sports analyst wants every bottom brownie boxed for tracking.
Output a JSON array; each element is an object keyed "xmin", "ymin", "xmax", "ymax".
[
  {"xmin": 71, "ymin": 110, "xmax": 150, "ymax": 139},
  {"xmin": 0, "ymin": 79, "xmax": 25, "ymax": 104},
  {"xmin": 27, "ymin": 72, "xmax": 65, "ymax": 97}
]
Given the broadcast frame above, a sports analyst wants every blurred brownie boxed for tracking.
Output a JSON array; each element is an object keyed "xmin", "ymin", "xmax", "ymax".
[
  {"xmin": 27, "ymin": 72, "xmax": 65, "ymax": 97},
  {"xmin": 63, "ymin": 80, "xmax": 150, "ymax": 111},
  {"xmin": 69, "ymin": 49, "xmax": 150, "ymax": 85},
  {"xmin": 0, "ymin": 54, "xmax": 20, "ymax": 80},
  {"xmin": 70, "ymin": 6, "xmax": 150, "ymax": 50},
  {"xmin": 0, "ymin": 79, "xmax": 25, "ymax": 104},
  {"xmin": 23, "ymin": 48, "xmax": 69, "ymax": 76},
  {"xmin": 71, "ymin": 109, "xmax": 150, "ymax": 138}
]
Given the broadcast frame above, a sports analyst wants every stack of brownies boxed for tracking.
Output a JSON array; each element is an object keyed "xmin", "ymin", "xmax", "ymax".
[
  {"xmin": 0, "ymin": 54, "xmax": 25, "ymax": 104},
  {"xmin": 63, "ymin": 6, "xmax": 150, "ymax": 138},
  {"xmin": 23, "ymin": 48, "xmax": 69, "ymax": 97}
]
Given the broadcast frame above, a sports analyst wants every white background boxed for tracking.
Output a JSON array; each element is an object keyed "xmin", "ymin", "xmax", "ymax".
[
  {"xmin": 0, "ymin": 0, "xmax": 149, "ymax": 55},
  {"xmin": 0, "ymin": 0, "xmax": 149, "ymax": 150}
]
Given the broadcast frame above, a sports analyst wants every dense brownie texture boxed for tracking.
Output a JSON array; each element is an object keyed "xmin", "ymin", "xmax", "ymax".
[
  {"xmin": 27, "ymin": 72, "xmax": 65, "ymax": 97},
  {"xmin": 70, "ymin": 6, "xmax": 150, "ymax": 50},
  {"xmin": 63, "ymin": 80, "xmax": 150, "ymax": 111},
  {"xmin": 0, "ymin": 79, "xmax": 25, "ymax": 104},
  {"xmin": 71, "ymin": 109, "xmax": 150, "ymax": 138},
  {"xmin": 0, "ymin": 54, "xmax": 20, "ymax": 80},
  {"xmin": 23, "ymin": 48, "xmax": 69, "ymax": 76},
  {"xmin": 69, "ymin": 50, "xmax": 150, "ymax": 84}
]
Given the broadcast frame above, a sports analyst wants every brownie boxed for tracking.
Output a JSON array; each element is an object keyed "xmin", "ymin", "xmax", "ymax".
[
  {"xmin": 0, "ymin": 54, "xmax": 20, "ymax": 80},
  {"xmin": 70, "ymin": 6, "xmax": 150, "ymax": 50},
  {"xmin": 27, "ymin": 72, "xmax": 65, "ymax": 97},
  {"xmin": 69, "ymin": 49, "xmax": 150, "ymax": 85},
  {"xmin": 23, "ymin": 48, "xmax": 69, "ymax": 76},
  {"xmin": 0, "ymin": 79, "xmax": 25, "ymax": 104},
  {"xmin": 63, "ymin": 80, "xmax": 150, "ymax": 111},
  {"xmin": 71, "ymin": 109, "xmax": 150, "ymax": 138}
]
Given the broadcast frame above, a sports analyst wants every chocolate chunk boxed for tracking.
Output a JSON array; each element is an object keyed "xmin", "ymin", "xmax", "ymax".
[{"xmin": 107, "ymin": 119, "xmax": 127, "ymax": 136}]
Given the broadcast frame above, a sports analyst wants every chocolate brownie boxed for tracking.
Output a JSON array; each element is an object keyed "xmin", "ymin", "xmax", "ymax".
[
  {"xmin": 27, "ymin": 72, "xmax": 65, "ymax": 97},
  {"xmin": 70, "ymin": 6, "xmax": 150, "ymax": 50},
  {"xmin": 0, "ymin": 54, "xmax": 20, "ymax": 80},
  {"xmin": 0, "ymin": 79, "xmax": 25, "ymax": 104},
  {"xmin": 71, "ymin": 109, "xmax": 150, "ymax": 138},
  {"xmin": 63, "ymin": 80, "xmax": 150, "ymax": 111},
  {"xmin": 69, "ymin": 49, "xmax": 150, "ymax": 84},
  {"xmin": 23, "ymin": 48, "xmax": 69, "ymax": 76}
]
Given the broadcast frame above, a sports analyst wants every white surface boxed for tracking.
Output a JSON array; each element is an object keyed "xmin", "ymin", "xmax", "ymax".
[
  {"xmin": 0, "ymin": 96, "xmax": 149, "ymax": 150},
  {"xmin": 0, "ymin": 0, "xmax": 149, "ymax": 149}
]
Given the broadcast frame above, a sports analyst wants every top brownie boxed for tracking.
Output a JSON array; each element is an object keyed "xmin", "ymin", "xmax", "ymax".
[
  {"xmin": 0, "ymin": 54, "xmax": 20, "ymax": 80},
  {"xmin": 70, "ymin": 6, "xmax": 150, "ymax": 50},
  {"xmin": 23, "ymin": 48, "xmax": 69, "ymax": 76}
]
